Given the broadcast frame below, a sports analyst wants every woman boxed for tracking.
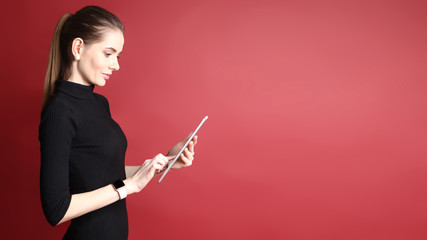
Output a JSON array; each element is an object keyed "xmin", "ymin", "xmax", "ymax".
[{"xmin": 39, "ymin": 6, "xmax": 197, "ymax": 239}]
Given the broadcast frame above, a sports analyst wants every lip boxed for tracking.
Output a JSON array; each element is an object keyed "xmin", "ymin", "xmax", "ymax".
[{"xmin": 102, "ymin": 73, "xmax": 111, "ymax": 80}]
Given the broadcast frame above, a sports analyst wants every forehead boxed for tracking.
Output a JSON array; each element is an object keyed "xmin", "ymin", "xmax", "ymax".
[{"xmin": 91, "ymin": 29, "xmax": 124, "ymax": 52}]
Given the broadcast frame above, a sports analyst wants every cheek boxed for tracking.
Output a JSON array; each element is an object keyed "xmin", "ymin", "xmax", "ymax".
[
  {"xmin": 92, "ymin": 55, "xmax": 105, "ymax": 70},
  {"xmin": 88, "ymin": 53, "xmax": 107, "ymax": 71}
]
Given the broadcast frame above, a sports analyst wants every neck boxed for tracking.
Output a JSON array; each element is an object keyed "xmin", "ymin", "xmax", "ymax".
[{"xmin": 68, "ymin": 62, "xmax": 91, "ymax": 86}]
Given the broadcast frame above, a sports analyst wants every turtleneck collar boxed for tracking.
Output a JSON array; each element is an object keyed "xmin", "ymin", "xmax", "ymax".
[{"xmin": 55, "ymin": 80, "xmax": 95, "ymax": 100}]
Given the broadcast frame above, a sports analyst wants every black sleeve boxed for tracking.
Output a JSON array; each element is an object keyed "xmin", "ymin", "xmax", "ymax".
[{"xmin": 39, "ymin": 99, "xmax": 75, "ymax": 226}]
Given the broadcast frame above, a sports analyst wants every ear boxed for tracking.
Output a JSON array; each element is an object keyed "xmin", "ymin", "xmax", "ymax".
[{"xmin": 71, "ymin": 38, "xmax": 84, "ymax": 61}]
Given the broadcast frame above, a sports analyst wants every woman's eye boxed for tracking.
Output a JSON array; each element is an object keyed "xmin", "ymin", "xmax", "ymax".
[{"xmin": 104, "ymin": 52, "xmax": 112, "ymax": 57}]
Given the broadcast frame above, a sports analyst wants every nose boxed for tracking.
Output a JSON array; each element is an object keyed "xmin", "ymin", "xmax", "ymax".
[{"xmin": 110, "ymin": 57, "xmax": 120, "ymax": 71}]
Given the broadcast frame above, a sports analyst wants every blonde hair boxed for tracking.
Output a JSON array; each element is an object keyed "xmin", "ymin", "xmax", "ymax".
[
  {"xmin": 43, "ymin": 13, "xmax": 72, "ymax": 109},
  {"xmin": 42, "ymin": 6, "xmax": 124, "ymax": 109}
]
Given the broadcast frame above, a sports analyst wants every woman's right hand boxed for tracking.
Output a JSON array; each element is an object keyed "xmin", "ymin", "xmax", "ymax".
[{"xmin": 124, "ymin": 154, "xmax": 174, "ymax": 195}]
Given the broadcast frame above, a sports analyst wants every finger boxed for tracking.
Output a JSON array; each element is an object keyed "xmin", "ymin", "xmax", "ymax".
[
  {"xmin": 184, "ymin": 148, "xmax": 194, "ymax": 161},
  {"xmin": 193, "ymin": 135, "xmax": 198, "ymax": 146},
  {"xmin": 185, "ymin": 149, "xmax": 194, "ymax": 162},
  {"xmin": 151, "ymin": 154, "xmax": 165, "ymax": 167},
  {"xmin": 180, "ymin": 153, "xmax": 192, "ymax": 166},
  {"xmin": 165, "ymin": 155, "xmax": 175, "ymax": 165},
  {"xmin": 157, "ymin": 153, "xmax": 172, "ymax": 164},
  {"xmin": 153, "ymin": 163, "xmax": 163, "ymax": 174},
  {"xmin": 154, "ymin": 155, "xmax": 166, "ymax": 164},
  {"xmin": 188, "ymin": 141, "xmax": 195, "ymax": 154},
  {"xmin": 142, "ymin": 159, "xmax": 150, "ymax": 167},
  {"xmin": 155, "ymin": 153, "xmax": 165, "ymax": 159},
  {"xmin": 161, "ymin": 157, "xmax": 170, "ymax": 167},
  {"xmin": 154, "ymin": 162, "xmax": 163, "ymax": 169},
  {"xmin": 156, "ymin": 160, "xmax": 165, "ymax": 168}
]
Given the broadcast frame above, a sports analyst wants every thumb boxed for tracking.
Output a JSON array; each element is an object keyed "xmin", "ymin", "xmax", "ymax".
[{"xmin": 167, "ymin": 155, "xmax": 176, "ymax": 160}]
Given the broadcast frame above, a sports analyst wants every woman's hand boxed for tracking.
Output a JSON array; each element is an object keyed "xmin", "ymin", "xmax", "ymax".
[
  {"xmin": 167, "ymin": 133, "xmax": 198, "ymax": 169},
  {"xmin": 124, "ymin": 154, "xmax": 174, "ymax": 195}
]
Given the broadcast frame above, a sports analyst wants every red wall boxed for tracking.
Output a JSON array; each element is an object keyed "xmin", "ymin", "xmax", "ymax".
[{"xmin": 1, "ymin": 0, "xmax": 426, "ymax": 239}]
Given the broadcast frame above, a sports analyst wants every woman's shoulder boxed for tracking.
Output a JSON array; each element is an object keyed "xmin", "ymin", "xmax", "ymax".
[
  {"xmin": 39, "ymin": 94, "xmax": 77, "ymax": 132},
  {"xmin": 93, "ymin": 92, "xmax": 108, "ymax": 101},
  {"xmin": 41, "ymin": 93, "xmax": 75, "ymax": 117},
  {"xmin": 93, "ymin": 93, "xmax": 110, "ymax": 108}
]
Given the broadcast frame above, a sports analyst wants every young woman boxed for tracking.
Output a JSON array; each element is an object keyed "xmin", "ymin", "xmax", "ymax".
[{"xmin": 39, "ymin": 6, "xmax": 198, "ymax": 239}]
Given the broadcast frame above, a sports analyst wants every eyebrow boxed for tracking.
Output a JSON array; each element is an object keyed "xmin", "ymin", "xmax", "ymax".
[{"xmin": 105, "ymin": 47, "xmax": 122, "ymax": 54}]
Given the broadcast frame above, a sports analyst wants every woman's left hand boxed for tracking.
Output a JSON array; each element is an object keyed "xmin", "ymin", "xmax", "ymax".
[{"xmin": 167, "ymin": 133, "xmax": 198, "ymax": 169}]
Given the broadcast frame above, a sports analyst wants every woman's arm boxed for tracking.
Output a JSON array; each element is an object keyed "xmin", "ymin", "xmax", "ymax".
[
  {"xmin": 50, "ymin": 138, "xmax": 196, "ymax": 226},
  {"xmin": 125, "ymin": 165, "xmax": 162, "ymax": 179},
  {"xmin": 57, "ymin": 184, "xmax": 121, "ymax": 225},
  {"xmin": 125, "ymin": 134, "xmax": 197, "ymax": 178},
  {"xmin": 58, "ymin": 154, "xmax": 172, "ymax": 225},
  {"xmin": 57, "ymin": 137, "xmax": 198, "ymax": 225}
]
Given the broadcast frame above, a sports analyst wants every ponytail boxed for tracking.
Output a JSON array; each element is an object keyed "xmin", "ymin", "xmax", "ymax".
[{"xmin": 42, "ymin": 13, "xmax": 72, "ymax": 109}]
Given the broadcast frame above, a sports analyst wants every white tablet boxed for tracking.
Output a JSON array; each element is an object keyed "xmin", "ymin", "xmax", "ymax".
[{"xmin": 158, "ymin": 116, "xmax": 208, "ymax": 183}]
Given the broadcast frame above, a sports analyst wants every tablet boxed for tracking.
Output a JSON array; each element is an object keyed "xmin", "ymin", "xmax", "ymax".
[{"xmin": 158, "ymin": 116, "xmax": 208, "ymax": 183}]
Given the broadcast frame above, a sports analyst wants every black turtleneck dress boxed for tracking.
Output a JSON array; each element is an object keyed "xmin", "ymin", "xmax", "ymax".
[{"xmin": 39, "ymin": 80, "xmax": 128, "ymax": 239}]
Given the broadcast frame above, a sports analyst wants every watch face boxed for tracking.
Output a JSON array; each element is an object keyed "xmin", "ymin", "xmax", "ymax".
[{"xmin": 113, "ymin": 180, "xmax": 125, "ymax": 189}]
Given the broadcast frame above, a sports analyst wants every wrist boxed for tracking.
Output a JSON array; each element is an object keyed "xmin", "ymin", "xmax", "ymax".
[
  {"xmin": 123, "ymin": 179, "xmax": 135, "ymax": 195},
  {"xmin": 112, "ymin": 179, "xmax": 127, "ymax": 200}
]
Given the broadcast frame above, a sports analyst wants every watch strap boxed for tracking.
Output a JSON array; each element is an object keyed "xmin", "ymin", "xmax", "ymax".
[{"xmin": 112, "ymin": 180, "xmax": 127, "ymax": 200}]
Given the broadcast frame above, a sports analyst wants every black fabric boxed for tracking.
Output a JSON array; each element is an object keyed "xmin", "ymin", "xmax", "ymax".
[{"xmin": 39, "ymin": 80, "xmax": 128, "ymax": 239}]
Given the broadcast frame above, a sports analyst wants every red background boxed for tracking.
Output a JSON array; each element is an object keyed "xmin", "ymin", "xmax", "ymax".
[{"xmin": 1, "ymin": 0, "xmax": 426, "ymax": 239}]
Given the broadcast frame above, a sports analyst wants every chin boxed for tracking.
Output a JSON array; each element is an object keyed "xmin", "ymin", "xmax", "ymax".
[{"xmin": 95, "ymin": 80, "xmax": 107, "ymax": 87}]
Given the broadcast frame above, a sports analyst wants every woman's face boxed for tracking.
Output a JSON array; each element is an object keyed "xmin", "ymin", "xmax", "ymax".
[{"xmin": 73, "ymin": 29, "xmax": 124, "ymax": 87}]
